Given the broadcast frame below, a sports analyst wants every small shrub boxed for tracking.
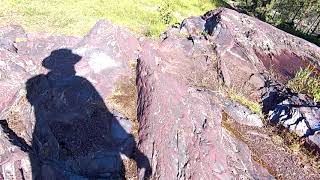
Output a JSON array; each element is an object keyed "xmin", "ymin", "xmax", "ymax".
[
  {"xmin": 287, "ymin": 66, "xmax": 320, "ymax": 102},
  {"xmin": 158, "ymin": 1, "xmax": 175, "ymax": 25}
]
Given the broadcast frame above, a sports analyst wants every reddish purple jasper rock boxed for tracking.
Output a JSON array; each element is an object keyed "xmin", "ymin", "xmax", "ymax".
[
  {"xmin": 0, "ymin": 7, "xmax": 320, "ymax": 180},
  {"xmin": 136, "ymin": 39, "xmax": 273, "ymax": 179}
]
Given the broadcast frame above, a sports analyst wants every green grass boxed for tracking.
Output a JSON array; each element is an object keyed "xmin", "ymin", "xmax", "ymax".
[
  {"xmin": 287, "ymin": 66, "xmax": 320, "ymax": 102},
  {"xmin": 0, "ymin": 0, "xmax": 219, "ymax": 37},
  {"xmin": 229, "ymin": 93, "xmax": 262, "ymax": 115},
  {"xmin": 226, "ymin": 88, "xmax": 262, "ymax": 115}
]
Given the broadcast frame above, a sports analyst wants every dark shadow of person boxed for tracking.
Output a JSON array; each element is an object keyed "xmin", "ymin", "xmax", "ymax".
[{"xmin": 24, "ymin": 48, "xmax": 151, "ymax": 179}]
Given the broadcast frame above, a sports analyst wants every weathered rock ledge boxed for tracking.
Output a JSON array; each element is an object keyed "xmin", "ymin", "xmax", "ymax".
[{"xmin": 0, "ymin": 7, "xmax": 319, "ymax": 179}]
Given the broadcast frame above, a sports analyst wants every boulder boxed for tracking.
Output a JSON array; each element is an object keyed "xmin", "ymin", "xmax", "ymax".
[
  {"xmin": 0, "ymin": 20, "xmax": 144, "ymax": 179},
  {"xmin": 136, "ymin": 39, "xmax": 273, "ymax": 179}
]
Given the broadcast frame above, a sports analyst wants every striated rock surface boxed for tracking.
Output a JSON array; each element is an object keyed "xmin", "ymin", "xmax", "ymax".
[
  {"xmin": 198, "ymin": 8, "xmax": 320, "ymax": 87},
  {"xmin": 136, "ymin": 8, "xmax": 320, "ymax": 179},
  {"xmin": 0, "ymin": 7, "xmax": 320, "ymax": 180},
  {"xmin": 178, "ymin": 7, "xmax": 320, "ymax": 149},
  {"xmin": 136, "ymin": 39, "xmax": 273, "ymax": 179}
]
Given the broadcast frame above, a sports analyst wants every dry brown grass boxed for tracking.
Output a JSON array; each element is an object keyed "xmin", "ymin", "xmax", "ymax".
[
  {"xmin": 267, "ymin": 124, "xmax": 320, "ymax": 169},
  {"xmin": 105, "ymin": 59, "xmax": 139, "ymax": 179},
  {"xmin": 106, "ymin": 59, "xmax": 139, "ymax": 137},
  {"xmin": 222, "ymin": 110, "xmax": 320, "ymax": 178}
]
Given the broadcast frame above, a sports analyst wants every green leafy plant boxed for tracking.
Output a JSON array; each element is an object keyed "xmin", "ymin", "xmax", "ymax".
[{"xmin": 287, "ymin": 66, "xmax": 320, "ymax": 102}]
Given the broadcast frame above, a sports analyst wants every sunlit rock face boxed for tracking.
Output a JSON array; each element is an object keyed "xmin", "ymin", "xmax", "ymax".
[
  {"xmin": 136, "ymin": 8, "xmax": 320, "ymax": 179},
  {"xmin": 0, "ymin": 7, "xmax": 320, "ymax": 180},
  {"xmin": 136, "ymin": 40, "xmax": 273, "ymax": 179}
]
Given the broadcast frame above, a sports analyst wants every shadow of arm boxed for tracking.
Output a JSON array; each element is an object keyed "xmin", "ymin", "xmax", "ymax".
[
  {"xmin": 0, "ymin": 119, "xmax": 32, "ymax": 152},
  {"xmin": 132, "ymin": 148, "xmax": 152, "ymax": 180}
]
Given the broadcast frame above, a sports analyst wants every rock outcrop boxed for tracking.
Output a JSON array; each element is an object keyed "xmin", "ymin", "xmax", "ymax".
[
  {"xmin": 0, "ymin": 7, "xmax": 320, "ymax": 180},
  {"xmin": 0, "ymin": 20, "xmax": 146, "ymax": 179},
  {"xmin": 136, "ymin": 40, "xmax": 273, "ymax": 179},
  {"xmin": 136, "ymin": 8, "xmax": 320, "ymax": 179}
]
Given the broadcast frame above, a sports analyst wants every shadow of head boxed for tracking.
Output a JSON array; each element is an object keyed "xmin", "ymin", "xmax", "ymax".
[{"xmin": 42, "ymin": 48, "xmax": 81, "ymax": 73}]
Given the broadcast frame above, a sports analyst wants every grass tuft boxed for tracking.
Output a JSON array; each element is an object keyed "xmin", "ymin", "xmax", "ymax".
[
  {"xmin": 287, "ymin": 66, "xmax": 320, "ymax": 102},
  {"xmin": 228, "ymin": 91, "xmax": 262, "ymax": 115}
]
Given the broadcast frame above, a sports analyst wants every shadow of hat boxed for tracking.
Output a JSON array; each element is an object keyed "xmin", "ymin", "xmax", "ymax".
[{"xmin": 42, "ymin": 48, "xmax": 82, "ymax": 70}]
